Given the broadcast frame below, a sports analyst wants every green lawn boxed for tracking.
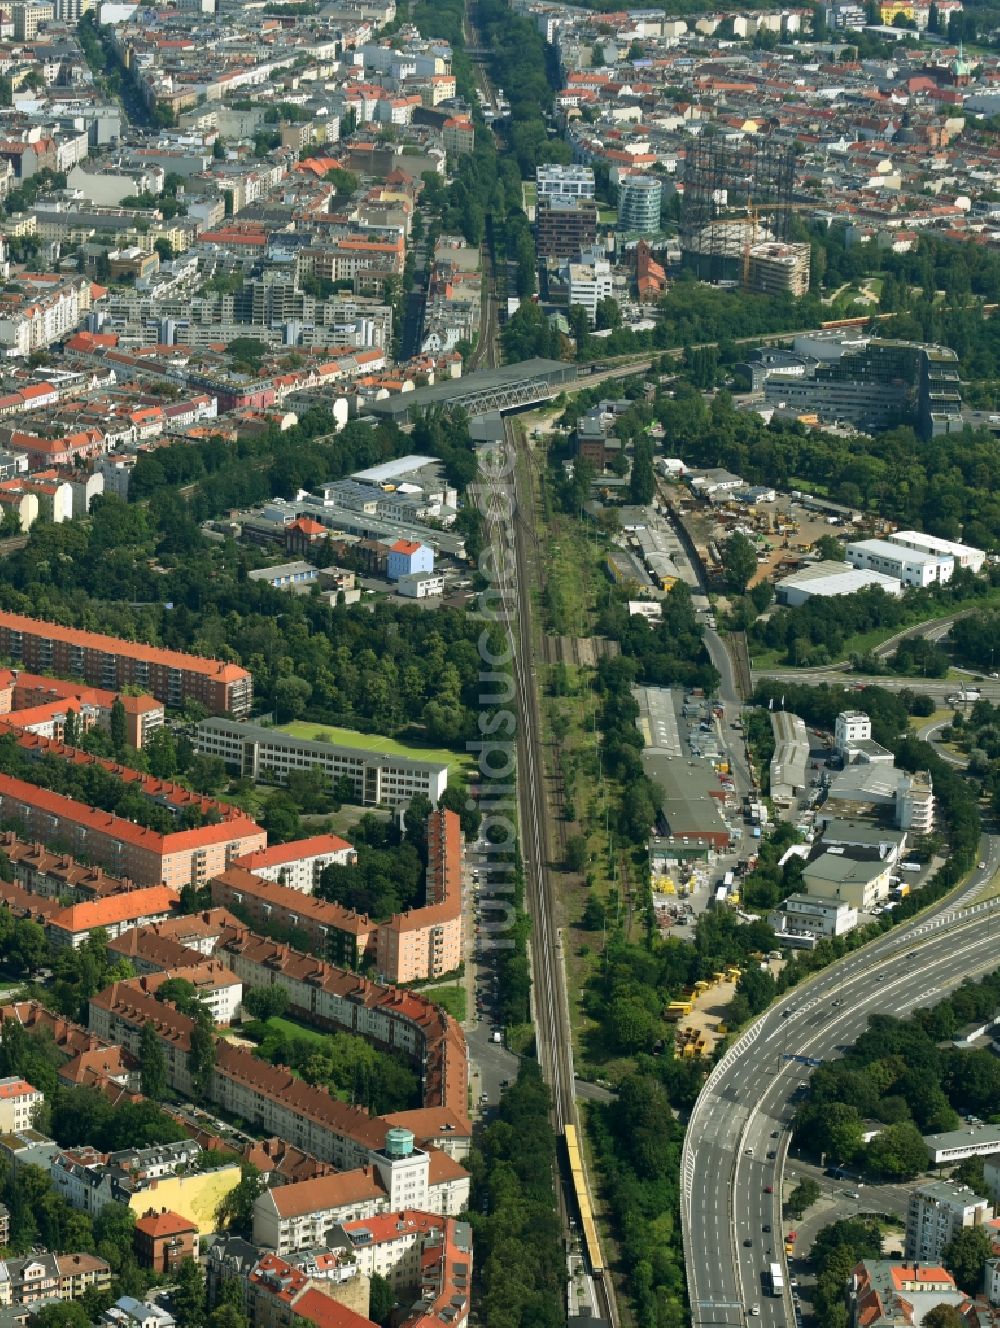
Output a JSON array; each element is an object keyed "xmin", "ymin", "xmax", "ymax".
[
  {"xmin": 264, "ymin": 1015, "xmax": 330, "ymax": 1047},
  {"xmin": 277, "ymin": 722, "xmax": 473, "ymax": 779},
  {"xmin": 422, "ymin": 984, "xmax": 466, "ymax": 1022}
]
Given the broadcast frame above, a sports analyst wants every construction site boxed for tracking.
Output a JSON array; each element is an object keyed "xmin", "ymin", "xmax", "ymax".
[{"xmin": 680, "ymin": 136, "xmax": 811, "ymax": 294}]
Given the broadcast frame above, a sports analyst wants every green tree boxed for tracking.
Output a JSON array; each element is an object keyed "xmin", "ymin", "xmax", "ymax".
[
  {"xmin": 242, "ymin": 986, "xmax": 290, "ymax": 1021},
  {"xmin": 109, "ymin": 696, "xmax": 127, "ymax": 753},
  {"xmin": 864, "ymin": 1120, "xmax": 928, "ymax": 1180},
  {"xmin": 786, "ymin": 1177, "xmax": 821, "ymax": 1219},
  {"xmin": 171, "ymin": 1257, "xmax": 206, "ymax": 1328},
  {"xmin": 923, "ymin": 1306, "xmax": 969, "ymax": 1328},
  {"xmin": 188, "ymin": 1011, "xmax": 216, "ymax": 1101},
  {"xmin": 140, "ymin": 1020, "xmax": 168, "ymax": 1101},
  {"xmin": 206, "ymin": 1308, "xmax": 247, "ymax": 1328},
  {"xmin": 368, "ymin": 1273, "xmax": 394, "ymax": 1325},
  {"xmin": 723, "ymin": 532, "xmax": 758, "ymax": 594},
  {"xmin": 564, "ymin": 834, "xmax": 588, "ymax": 873},
  {"xmin": 217, "ymin": 1165, "xmax": 263, "ymax": 1236},
  {"xmin": 628, "ymin": 436, "xmax": 655, "ymax": 504},
  {"xmin": 942, "ymin": 1227, "xmax": 993, "ymax": 1295},
  {"xmin": 146, "ymin": 726, "xmax": 178, "ymax": 779}
]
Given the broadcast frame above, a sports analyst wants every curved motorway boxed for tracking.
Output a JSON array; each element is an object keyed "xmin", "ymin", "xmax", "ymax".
[{"xmin": 682, "ymin": 846, "xmax": 1000, "ymax": 1328}]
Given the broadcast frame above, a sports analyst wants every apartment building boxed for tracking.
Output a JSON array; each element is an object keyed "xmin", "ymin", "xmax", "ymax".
[
  {"xmin": 195, "ymin": 718, "xmax": 448, "ymax": 807},
  {"xmin": 0, "ymin": 612, "xmax": 252, "ymax": 716},
  {"xmin": 536, "ymin": 163, "xmax": 595, "ymax": 200},
  {"xmin": 905, "ymin": 1180, "xmax": 993, "ymax": 1262},
  {"xmin": 0, "ymin": 1077, "xmax": 43, "ymax": 1133},
  {"xmin": 0, "ymin": 1252, "xmax": 110, "ymax": 1308},
  {"xmin": 376, "ymin": 809, "xmax": 462, "ymax": 984},
  {"xmin": 0, "ymin": 834, "xmax": 135, "ymax": 902},
  {"xmin": 133, "ymin": 1209, "xmax": 199, "ymax": 1274},
  {"xmin": 338, "ymin": 1210, "xmax": 472, "ymax": 1328},
  {"xmin": 232, "ymin": 834, "xmax": 357, "ymax": 894},
  {"xmin": 568, "ymin": 253, "xmax": 613, "ymax": 325},
  {"xmin": 0, "ymin": 275, "xmax": 92, "ymax": 355},
  {"xmin": 0, "ymin": 671, "xmax": 164, "ymax": 749},
  {"xmin": 0, "ymin": 773, "xmax": 264, "ymax": 890},
  {"xmin": 216, "ymin": 927, "xmax": 469, "ymax": 1123},
  {"xmin": 46, "ymin": 886, "xmax": 181, "ymax": 949},
  {"xmin": 617, "ymin": 174, "xmax": 662, "ymax": 234},
  {"xmin": 252, "ymin": 1127, "xmax": 469, "ymax": 1252},
  {"xmin": 210, "ymin": 867, "xmax": 373, "ymax": 968},
  {"xmin": 849, "ymin": 1262, "xmax": 965, "ymax": 1328}
]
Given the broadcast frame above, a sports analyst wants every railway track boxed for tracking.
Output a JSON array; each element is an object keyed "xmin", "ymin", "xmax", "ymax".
[{"xmin": 477, "ymin": 415, "xmax": 619, "ymax": 1327}]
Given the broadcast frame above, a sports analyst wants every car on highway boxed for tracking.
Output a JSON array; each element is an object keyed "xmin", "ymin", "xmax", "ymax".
[
  {"xmin": 979, "ymin": 861, "xmax": 987, "ymax": 869},
  {"xmin": 764, "ymin": 1185, "xmax": 773, "ymax": 1193},
  {"xmin": 766, "ymin": 1151, "xmax": 776, "ymax": 1160},
  {"xmin": 745, "ymin": 1147, "xmax": 754, "ymax": 1156},
  {"xmin": 750, "ymin": 1306, "xmax": 760, "ymax": 1317},
  {"xmin": 762, "ymin": 1225, "xmax": 771, "ymax": 1233},
  {"xmin": 744, "ymin": 1239, "xmax": 752, "ymax": 1247}
]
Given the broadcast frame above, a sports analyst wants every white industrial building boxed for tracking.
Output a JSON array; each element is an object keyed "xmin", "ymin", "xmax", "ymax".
[
  {"xmin": 846, "ymin": 538, "xmax": 954, "ymax": 588},
  {"xmin": 769, "ymin": 892, "xmax": 858, "ymax": 941},
  {"xmin": 884, "ymin": 530, "xmax": 985, "ymax": 575},
  {"xmin": 775, "ymin": 560, "xmax": 902, "ymax": 606}
]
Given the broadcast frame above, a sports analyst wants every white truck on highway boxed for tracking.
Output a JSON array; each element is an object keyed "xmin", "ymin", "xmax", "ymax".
[
  {"xmin": 948, "ymin": 688, "xmax": 981, "ymax": 704},
  {"xmin": 768, "ymin": 1263, "xmax": 784, "ymax": 1297}
]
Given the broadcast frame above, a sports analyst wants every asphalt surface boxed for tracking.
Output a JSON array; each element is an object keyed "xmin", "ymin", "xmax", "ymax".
[
  {"xmin": 752, "ymin": 669, "xmax": 1000, "ymax": 703},
  {"xmin": 682, "ymin": 844, "xmax": 1000, "ymax": 1328}
]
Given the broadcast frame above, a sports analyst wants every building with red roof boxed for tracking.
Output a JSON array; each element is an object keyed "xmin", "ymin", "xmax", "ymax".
[
  {"xmin": 232, "ymin": 833, "xmax": 356, "ymax": 894},
  {"xmin": 134, "ymin": 1208, "xmax": 199, "ymax": 1273},
  {"xmin": 0, "ymin": 611, "xmax": 252, "ymax": 717},
  {"xmin": 0, "ymin": 1075, "xmax": 43, "ymax": 1132}
]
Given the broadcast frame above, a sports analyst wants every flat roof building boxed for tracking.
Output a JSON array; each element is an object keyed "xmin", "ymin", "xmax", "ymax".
[
  {"xmin": 536, "ymin": 163, "xmax": 595, "ymax": 201},
  {"xmin": 776, "ymin": 560, "xmax": 902, "ymax": 606},
  {"xmin": 846, "ymin": 538, "xmax": 954, "ymax": 589},
  {"xmin": 635, "ymin": 686, "xmax": 731, "ymax": 855},
  {"xmin": 885, "ymin": 530, "xmax": 985, "ymax": 574},
  {"xmin": 195, "ymin": 718, "xmax": 449, "ymax": 808},
  {"xmin": 769, "ymin": 711, "xmax": 810, "ymax": 807},
  {"xmin": 923, "ymin": 1123, "xmax": 1000, "ymax": 1166},
  {"xmin": 365, "ymin": 359, "xmax": 578, "ymax": 423}
]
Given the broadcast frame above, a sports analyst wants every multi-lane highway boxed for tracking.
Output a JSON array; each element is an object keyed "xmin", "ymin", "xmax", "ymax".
[{"xmin": 683, "ymin": 850, "xmax": 1000, "ymax": 1328}]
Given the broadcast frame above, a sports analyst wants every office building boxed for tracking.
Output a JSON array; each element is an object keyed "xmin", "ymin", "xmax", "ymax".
[
  {"xmin": 924, "ymin": 1124, "xmax": 1000, "ymax": 1166},
  {"xmin": 846, "ymin": 539, "xmax": 954, "ymax": 588},
  {"xmin": 0, "ymin": 612, "xmax": 252, "ymax": 717},
  {"xmin": 195, "ymin": 718, "xmax": 449, "ymax": 807},
  {"xmin": 884, "ymin": 530, "xmax": 985, "ymax": 575},
  {"xmin": 905, "ymin": 1180, "xmax": 993, "ymax": 1262},
  {"xmin": 536, "ymin": 163, "xmax": 595, "ymax": 201},
  {"xmin": 535, "ymin": 195, "xmax": 598, "ymax": 258},
  {"xmin": 769, "ymin": 893, "xmax": 858, "ymax": 942},
  {"xmin": 764, "ymin": 339, "xmax": 962, "ymax": 440},
  {"xmin": 617, "ymin": 175, "xmax": 662, "ymax": 234}
]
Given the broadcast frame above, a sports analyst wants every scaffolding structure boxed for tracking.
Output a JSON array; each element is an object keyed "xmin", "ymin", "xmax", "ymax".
[{"xmin": 681, "ymin": 137, "xmax": 796, "ymax": 282}]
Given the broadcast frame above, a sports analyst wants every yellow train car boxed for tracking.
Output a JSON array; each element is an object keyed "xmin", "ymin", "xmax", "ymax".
[{"xmin": 564, "ymin": 1123, "xmax": 604, "ymax": 1275}]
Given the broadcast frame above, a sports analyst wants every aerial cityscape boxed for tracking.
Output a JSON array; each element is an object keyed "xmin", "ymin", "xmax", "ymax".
[{"xmin": 0, "ymin": 0, "xmax": 997, "ymax": 1327}]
